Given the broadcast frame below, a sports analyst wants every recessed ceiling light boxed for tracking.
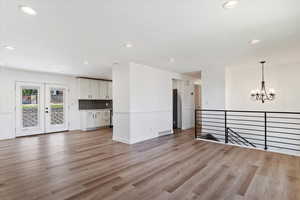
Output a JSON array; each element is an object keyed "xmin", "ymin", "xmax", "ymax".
[
  {"xmin": 83, "ymin": 60, "xmax": 89, "ymax": 65},
  {"xmin": 249, "ymin": 39, "xmax": 261, "ymax": 45},
  {"xmin": 125, "ymin": 43, "xmax": 133, "ymax": 48},
  {"xmin": 223, "ymin": 0, "xmax": 239, "ymax": 9},
  {"xmin": 19, "ymin": 5, "xmax": 37, "ymax": 16},
  {"xmin": 4, "ymin": 46, "xmax": 15, "ymax": 51}
]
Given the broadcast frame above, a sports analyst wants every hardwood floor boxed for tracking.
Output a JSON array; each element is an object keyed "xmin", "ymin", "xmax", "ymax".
[{"xmin": 0, "ymin": 128, "xmax": 299, "ymax": 200}]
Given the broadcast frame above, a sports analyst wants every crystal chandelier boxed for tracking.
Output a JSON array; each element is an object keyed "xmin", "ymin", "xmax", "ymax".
[{"xmin": 250, "ymin": 61, "xmax": 275, "ymax": 103}]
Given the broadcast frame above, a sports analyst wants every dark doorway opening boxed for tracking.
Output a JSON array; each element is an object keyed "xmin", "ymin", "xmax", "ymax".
[{"xmin": 173, "ymin": 89, "xmax": 178, "ymax": 129}]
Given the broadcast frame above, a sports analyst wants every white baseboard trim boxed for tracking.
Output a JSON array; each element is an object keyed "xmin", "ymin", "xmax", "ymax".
[
  {"xmin": 113, "ymin": 136, "xmax": 130, "ymax": 144},
  {"xmin": 158, "ymin": 129, "xmax": 174, "ymax": 136},
  {"xmin": 181, "ymin": 127, "xmax": 195, "ymax": 130}
]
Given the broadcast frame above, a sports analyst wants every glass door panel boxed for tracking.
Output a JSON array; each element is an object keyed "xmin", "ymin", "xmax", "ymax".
[
  {"xmin": 22, "ymin": 88, "xmax": 39, "ymax": 128},
  {"xmin": 16, "ymin": 82, "xmax": 44, "ymax": 136},
  {"xmin": 50, "ymin": 89, "xmax": 64, "ymax": 125}
]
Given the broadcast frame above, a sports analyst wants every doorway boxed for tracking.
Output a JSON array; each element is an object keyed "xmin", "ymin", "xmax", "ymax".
[
  {"xmin": 172, "ymin": 79, "xmax": 182, "ymax": 131},
  {"xmin": 16, "ymin": 82, "xmax": 69, "ymax": 137},
  {"xmin": 173, "ymin": 89, "xmax": 178, "ymax": 129}
]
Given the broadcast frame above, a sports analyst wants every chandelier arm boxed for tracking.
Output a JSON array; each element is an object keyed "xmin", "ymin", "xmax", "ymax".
[
  {"xmin": 261, "ymin": 81, "xmax": 268, "ymax": 100},
  {"xmin": 264, "ymin": 88, "xmax": 271, "ymax": 100},
  {"xmin": 250, "ymin": 61, "xmax": 275, "ymax": 103}
]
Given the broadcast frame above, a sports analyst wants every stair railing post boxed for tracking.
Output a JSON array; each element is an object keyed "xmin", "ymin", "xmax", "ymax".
[
  {"xmin": 225, "ymin": 110, "xmax": 228, "ymax": 144},
  {"xmin": 264, "ymin": 112, "xmax": 267, "ymax": 150}
]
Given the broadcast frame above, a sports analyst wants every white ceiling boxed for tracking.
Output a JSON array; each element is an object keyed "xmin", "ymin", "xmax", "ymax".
[{"xmin": 0, "ymin": 0, "xmax": 299, "ymax": 78}]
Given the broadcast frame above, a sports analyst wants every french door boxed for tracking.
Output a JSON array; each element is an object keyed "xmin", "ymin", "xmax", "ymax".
[
  {"xmin": 16, "ymin": 82, "xmax": 68, "ymax": 137},
  {"xmin": 45, "ymin": 84, "xmax": 68, "ymax": 133},
  {"xmin": 16, "ymin": 82, "xmax": 44, "ymax": 136}
]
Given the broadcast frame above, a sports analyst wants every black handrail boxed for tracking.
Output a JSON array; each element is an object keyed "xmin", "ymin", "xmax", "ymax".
[
  {"xmin": 195, "ymin": 109, "xmax": 300, "ymax": 154},
  {"xmin": 227, "ymin": 127, "xmax": 256, "ymax": 148},
  {"xmin": 199, "ymin": 109, "xmax": 300, "ymax": 115}
]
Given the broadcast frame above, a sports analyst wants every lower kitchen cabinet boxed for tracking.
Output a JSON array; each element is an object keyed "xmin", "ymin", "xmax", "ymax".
[{"xmin": 80, "ymin": 110, "xmax": 111, "ymax": 131}]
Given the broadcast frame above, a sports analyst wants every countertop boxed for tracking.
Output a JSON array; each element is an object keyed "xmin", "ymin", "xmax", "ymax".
[{"xmin": 79, "ymin": 108, "xmax": 112, "ymax": 111}]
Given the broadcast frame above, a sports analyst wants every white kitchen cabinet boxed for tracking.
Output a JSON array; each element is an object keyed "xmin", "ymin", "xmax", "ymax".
[
  {"xmin": 90, "ymin": 80, "xmax": 100, "ymax": 99},
  {"xmin": 81, "ymin": 111, "xmax": 97, "ymax": 130},
  {"xmin": 94, "ymin": 111, "xmax": 102, "ymax": 127},
  {"xmin": 107, "ymin": 82, "xmax": 112, "ymax": 99},
  {"xmin": 86, "ymin": 111, "xmax": 95, "ymax": 128},
  {"xmin": 80, "ymin": 110, "xmax": 111, "ymax": 131},
  {"xmin": 79, "ymin": 78, "xmax": 91, "ymax": 99},
  {"xmin": 78, "ymin": 78, "xmax": 112, "ymax": 100},
  {"xmin": 102, "ymin": 110, "xmax": 110, "ymax": 126},
  {"xmin": 99, "ymin": 81, "xmax": 108, "ymax": 99}
]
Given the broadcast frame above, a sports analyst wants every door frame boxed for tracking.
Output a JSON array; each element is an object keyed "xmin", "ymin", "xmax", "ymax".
[{"xmin": 15, "ymin": 81, "xmax": 69, "ymax": 137}]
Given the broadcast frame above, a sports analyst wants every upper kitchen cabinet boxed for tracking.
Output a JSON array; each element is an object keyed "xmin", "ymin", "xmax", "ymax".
[
  {"xmin": 99, "ymin": 81, "xmax": 108, "ymax": 99},
  {"xmin": 78, "ymin": 78, "xmax": 112, "ymax": 100},
  {"xmin": 78, "ymin": 78, "xmax": 91, "ymax": 99},
  {"xmin": 107, "ymin": 82, "xmax": 112, "ymax": 99}
]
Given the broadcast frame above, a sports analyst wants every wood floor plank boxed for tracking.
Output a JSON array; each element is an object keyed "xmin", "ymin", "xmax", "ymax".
[
  {"xmin": 237, "ymin": 165, "xmax": 258, "ymax": 196},
  {"xmin": 0, "ymin": 128, "xmax": 299, "ymax": 200}
]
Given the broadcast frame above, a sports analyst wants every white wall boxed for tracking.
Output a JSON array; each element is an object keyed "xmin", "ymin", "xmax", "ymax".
[
  {"xmin": 112, "ymin": 64, "xmax": 130, "ymax": 143},
  {"xmin": 202, "ymin": 67, "xmax": 226, "ymax": 109},
  {"xmin": 0, "ymin": 67, "xmax": 80, "ymax": 140},
  {"xmin": 226, "ymin": 64, "xmax": 300, "ymax": 111},
  {"xmin": 112, "ymin": 62, "xmax": 197, "ymax": 144},
  {"xmin": 129, "ymin": 63, "xmax": 174, "ymax": 143},
  {"xmin": 112, "ymin": 63, "xmax": 173, "ymax": 144},
  {"xmin": 225, "ymin": 64, "xmax": 300, "ymax": 155}
]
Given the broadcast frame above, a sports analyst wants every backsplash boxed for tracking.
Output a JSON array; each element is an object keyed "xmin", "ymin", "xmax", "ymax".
[{"xmin": 79, "ymin": 100, "xmax": 112, "ymax": 110}]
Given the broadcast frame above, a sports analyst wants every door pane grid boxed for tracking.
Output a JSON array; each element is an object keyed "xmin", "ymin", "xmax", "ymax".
[
  {"xmin": 22, "ymin": 88, "xmax": 39, "ymax": 128},
  {"xmin": 50, "ymin": 89, "xmax": 64, "ymax": 125}
]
